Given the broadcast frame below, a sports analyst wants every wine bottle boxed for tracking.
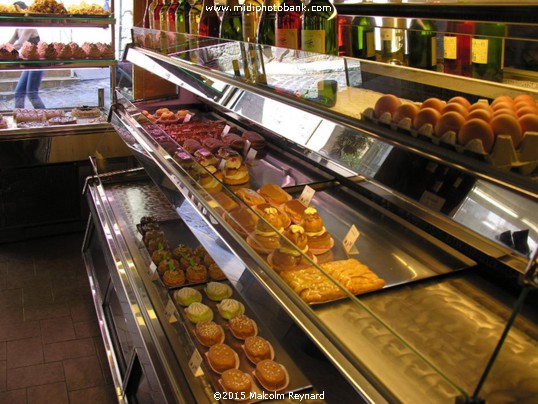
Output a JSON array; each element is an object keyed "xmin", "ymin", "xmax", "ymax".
[
  {"xmin": 407, "ymin": 19, "xmax": 437, "ymax": 70},
  {"xmin": 348, "ymin": 16, "xmax": 375, "ymax": 60},
  {"xmin": 275, "ymin": 0, "xmax": 303, "ymax": 50},
  {"xmin": 175, "ymin": 0, "xmax": 191, "ymax": 33},
  {"xmin": 144, "ymin": 0, "xmax": 155, "ymax": 28},
  {"xmin": 159, "ymin": 0, "xmax": 171, "ymax": 31},
  {"xmin": 199, "ymin": 0, "xmax": 220, "ymax": 37},
  {"xmin": 220, "ymin": 0, "xmax": 243, "ymax": 40},
  {"xmin": 151, "ymin": 0, "xmax": 163, "ymax": 30},
  {"xmin": 472, "ymin": 23, "xmax": 506, "ymax": 83},
  {"xmin": 189, "ymin": 0, "xmax": 202, "ymax": 35},
  {"xmin": 242, "ymin": 0, "xmax": 262, "ymax": 43},
  {"xmin": 167, "ymin": 0, "xmax": 179, "ymax": 31},
  {"xmin": 257, "ymin": 0, "xmax": 279, "ymax": 46},
  {"xmin": 444, "ymin": 21, "xmax": 473, "ymax": 77},
  {"xmin": 376, "ymin": 18, "xmax": 405, "ymax": 65},
  {"xmin": 301, "ymin": 0, "xmax": 338, "ymax": 55}
]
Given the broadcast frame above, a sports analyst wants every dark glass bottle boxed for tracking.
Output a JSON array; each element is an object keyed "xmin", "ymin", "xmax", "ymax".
[
  {"xmin": 472, "ymin": 23, "xmax": 506, "ymax": 82},
  {"xmin": 167, "ymin": 0, "xmax": 179, "ymax": 32},
  {"xmin": 301, "ymin": 0, "xmax": 338, "ymax": 55},
  {"xmin": 199, "ymin": 0, "xmax": 220, "ymax": 37},
  {"xmin": 144, "ymin": 0, "xmax": 155, "ymax": 28},
  {"xmin": 407, "ymin": 19, "xmax": 437, "ymax": 70},
  {"xmin": 151, "ymin": 0, "xmax": 163, "ymax": 30},
  {"xmin": 275, "ymin": 0, "xmax": 303, "ymax": 50},
  {"xmin": 257, "ymin": 0, "xmax": 279, "ymax": 45},
  {"xmin": 444, "ymin": 21, "xmax": 474, "ymax": 77},
  {"xmin": 220, "ymin": 0, "xmax": 243, "ymax": 40},
  {"xmin": 349, "ymin": 16, "xmax": 375, "ymax": 59},
  {"xmin": 160, "ymin": 0, "xmax": 172, "ymax": 31},
  {"xmin": 175, "ymin": 0, "xmax": 191, "ymax": 33},
  {"xmin": 376, "ymin": 18, "xmax": 405, "ymax": 65}
]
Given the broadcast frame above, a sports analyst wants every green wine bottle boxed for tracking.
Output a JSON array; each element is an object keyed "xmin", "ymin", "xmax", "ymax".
[
  {"xmin": 199, "ymin": 0, "xmax": 220, "ymax": 37},
  {"xmin": 189, "ymin": 0, "xmax": 202, "ymax": 35},
  {"xmin": 472, "ymin": 23, "xmax": 506, "ymax": 83},
  {"xmin": 407, "ymin": 19, "xmax": 437, "ymax": 70},
  {"xmin": 349, "ymin": 16, "xmax": 375, "ymax": 59},
  {"xmin": 256, "ymin": 0, "xmax": 279, "ymax": 45},
  {"xmin": 175, "ymin": 0, "xmax": 190, "ymax": 34},
  {"xmin": 242, "ymin": 0, "xmax": 262, "ymax": 42},
  {"xmin": 301, "ymin": 0, "xmax": 338, "ymax": 55},
  {"xmin": 220, "ymin": 0, "xmax": 243, "ymax": 40}
]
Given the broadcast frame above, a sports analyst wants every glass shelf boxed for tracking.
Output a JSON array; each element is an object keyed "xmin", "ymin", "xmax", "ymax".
[
  {"xmin": 129, "ymin": 27, "xmax": 538, "ymax": 202},
  {"xmin": 0, "ymin": 13, "xmax": 114, "ymax": 27},
  {"xmin": 0, "ymin": 59, "xmax": 116, "ymax": 70}
]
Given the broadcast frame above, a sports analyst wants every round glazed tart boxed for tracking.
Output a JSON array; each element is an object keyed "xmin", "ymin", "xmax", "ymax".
[
  {"xmin": 218, "ymin": 370, "xmax": 253, "ymax": 401},
  {"xmin": 228, "ymin": 315, "xmax": 258, "ymax": 340},
  {"xmin": 194, "ymin": 321, "xmax": 225, "ymax": 347},
  {"xmin": 205, "ymin": 345, "xmax": 240, "ymax": 374},
  {"xmin": 242, "ymin": 336, "xmax": 275, "ymax": 365},
  {"xmin": 308, "ymin": 236, "xmax": 335, "ymax": 255},
  {"xmin": 253, "ymin": 360, "xmax": 289, "ymax": 392}
]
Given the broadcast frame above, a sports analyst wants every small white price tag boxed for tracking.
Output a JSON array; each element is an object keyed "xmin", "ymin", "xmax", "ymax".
[
  {"xmin": 246, "ymin": 147, "xmax": 257, "ymax": 163},
  {"xmin": 218, "ymin": 158, "xmax": 226, "ymax": 171},
  {"xmin": 164, "ymin": 298, "xmax": 178, "ymax": 324},
  {"xmin": 221, "ymin": 125, "xmax": 231, "ymax": 136},
  {"xmin": 299, "ymin": 185, "xmax": 315, "ymax": 207},
  {"xmin": 342, "ymin": 225, "xmax": 360, "ymax": 255},
  {"xmin": 243, "ymin": 139, "xmax": 251, "ymax": 157},
  {"xmin": 148, "ymin": 263, "xmax": 159, "ymax": 280},
  {"xmin": 209, "ymin": 215, "xmax": 218, "ymax": 225},
  {"xmin": 183, "ymin": 113, "xmax": 192, "ymax": 123},
  {"xmin": 136, "ymin": 232, "xmax": 143, "ymax": 242},
  {"xmin": 419, "ymin": 191, "xmax": 446, "ymax": 212},
  {"xmin": 189, "ymin": 350, "xmax": 204, "ymax": 377}
]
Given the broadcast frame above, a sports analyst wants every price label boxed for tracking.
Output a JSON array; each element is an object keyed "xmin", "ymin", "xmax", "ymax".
[
  {"xmin": 246, "ymin": 147, "xmax": 257, "ymax": 163},
  {"xmin": 221, "ymin": 125, "xmax": 231, "ymax": 137},
  {"xmin": 136, "ymin": 232, "xmax": 143, "ymax": 242},
  {"xmin": 419, "ymin": 190, "xmax": 446, "ymax": 212},
  {"xmin": 183, "ymin": 113, "xmax": 192, "ymax": 123},
  {"xmin": 342, "ymin": 225, "xmax": 360, "ymax": 255},
  {"xmin": 148, "ymin": 262, "xmax": 159, "ymax": 280},
  {"xmin": 299, "ymin": 185, "xmax": 315, "ymax": 207},
  {"xmin": 218, "ymin": 158, "xmax": 226, "ymax": 171},
  {"xmin": 164, "ymin": 298, "xmax": 178, "ymax": 324},
  {"xmin": 189, "ymin": 350, "xmax": 204, "ymax": 377},
  {"xmin": 243, "ymin": 139, "xmax": 252, "ymax": 158}
]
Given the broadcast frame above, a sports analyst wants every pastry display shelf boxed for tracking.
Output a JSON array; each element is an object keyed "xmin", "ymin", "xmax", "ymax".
[
  {"xmin": 0, "ymin": 14, "xmax": 115, "ymax": 27},
  {"xmin": 0, "ymin": 120, "xmax": 111, "ymax": 140},
  {"xmin": 0, "ymin": 59, "xmax": 116, "ymax": 70},
  {"xmin": 125, "ymin": 39, "xmax": 538, "ymax": 202},
  {"xmin": 109, "ymin": 90, "xmax": 492, "ymax": 402}
]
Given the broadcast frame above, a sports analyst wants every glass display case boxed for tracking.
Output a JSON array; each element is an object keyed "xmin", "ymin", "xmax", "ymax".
[{"xmin": 85, "ymin": 8, "xmax": 537, "ymax": 403}]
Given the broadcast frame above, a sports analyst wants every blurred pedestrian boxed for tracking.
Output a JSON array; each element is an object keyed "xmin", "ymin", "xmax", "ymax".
[{"xmin": 9, "ymin": 2, "xmax": 45, "ymax": 109}]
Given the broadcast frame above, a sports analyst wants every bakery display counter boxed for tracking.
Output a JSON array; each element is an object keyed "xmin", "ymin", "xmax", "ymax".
[
  {"xmin": 106, "ymin": 91, "xmax": 517, "ymax": 402},
  {"xmin": 0, "ymin": 13, "xmax": 114, "ymax": 27},
  {"xmin": 83, "ymin": 169, "xmax": 361, "ymax": 403}
]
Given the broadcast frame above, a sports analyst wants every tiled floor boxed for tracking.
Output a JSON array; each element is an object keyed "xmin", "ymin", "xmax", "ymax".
[{"xmin": 0, "ymin": 233, "xmax": 117, "ymax": 404}]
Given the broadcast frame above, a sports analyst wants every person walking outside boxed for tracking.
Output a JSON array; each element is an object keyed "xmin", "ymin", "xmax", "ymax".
[{"xmin": 9, "ymin": 2, "xmax": 46, "ymax": 109}]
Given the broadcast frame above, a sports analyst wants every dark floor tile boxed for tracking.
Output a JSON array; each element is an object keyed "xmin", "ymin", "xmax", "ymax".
[
  {"xmin": 6, "ymin": 362, "xmax": 64, "ymax": 390},
  {"xmin": 44, "ymin": 339, "xmax": 96, "ymax": 363},
  {"xmin": 24, "ymin": 302, "xmax": 71, "ymax": 322},
  {"xmin": 0, "ymin": 388, "xmax": 26, "ymax": 404},
  {"xmin": 0, "ymin": 321, "xmax": 41, "ymax": 343},
  {"xmin": 68, "ymin": 385, "xmax": 117, "ymax": 404},
  {"xmin": 0, "ymin": 289, "xmax": 22, "ymax": 309},
  {"xmin": 6, "ymin": 337, "xmax": 43, "ymax": 369},
  {"xmin": 0, "ymin": 361, "xmax": 5, "ymax": 392},
  {"xmin": 6, "ymin": 260, "xmax": 35, "ymax": 277},
  {"xmin": 0, "ymin": 307, "xmax": 24, "ymax": 325},
  {"xmin": 40, "ymin": 317, "xmax": 76, "ymax": 344},
  {"xmin": 70, "ymin": 304, "xmax": 97, "ymax": 324},
  {"xmin": 0, "ymin": 343, "xmax": 5, "ymax": 361},
  {"xmin": 5, "ymin": 268, "xmax": 38, "ymax": 290},
  {"xmin": 73, "ymin": 321, "xmax": 100, "ymax": 339},
  {"xmin": 63, "ymin": 356, "xmax": 104, "ymax": 391},
  {"xmin": 22, "ymin": 282, "xmax": 54, "ymax": 307},
  {"xmin": 93, "ymin": 338, "xmax": 113, "ymax": 386},
  {"xmin": 27, "ymin": 381, "xmax": 68, "ymax": 404}
]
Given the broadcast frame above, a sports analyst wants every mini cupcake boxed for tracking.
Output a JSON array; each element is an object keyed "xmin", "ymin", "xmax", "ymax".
[
  {"xmin": 173, "ymin": 287, "xmax": 202, "ymax": 306},
  {"xmin": 157, "ymin": 258, "xmax": 181, "ymax": 276},
  {"xmin": 217, "ymin": 299, "xmax": 245, "ymax": 320},
  {"xmin": 186, "ymin": 264, "xmax": 207, "ymax": 283},
  {"xmin": 162, "ymin": 269, "xmax": 185, "ymax": 287},
  {"xmin": 185, "ymin": 302, "xmax": 213, "ymax": 323},
  {"xmin": 208, "ymin": 263, "xmax": 227, "ymax": 281},
  {"xmin": 205, "ymin": 282, "xmax": 232, "ymax": 301}
]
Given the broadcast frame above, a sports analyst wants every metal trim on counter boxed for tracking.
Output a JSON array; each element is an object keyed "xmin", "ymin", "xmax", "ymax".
[
  {"xmin": 0, "ymin": 15, "xmax": 116, "ymax": 27},
  {"xmin": 0, "ymin": 60, "xmax": 117, "ymax": 71},
  {"xmin": 84, "ymin": 176, "xmax": 192, "ymax": 403},
  {"xmin": 125, "ymin": 46, "xmax": 538, "ymax": 201}
]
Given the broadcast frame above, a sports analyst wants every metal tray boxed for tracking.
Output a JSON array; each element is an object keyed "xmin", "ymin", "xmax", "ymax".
[{"xmin": 170, "ymin": 282, "xmax": 312, "ymax": 402}]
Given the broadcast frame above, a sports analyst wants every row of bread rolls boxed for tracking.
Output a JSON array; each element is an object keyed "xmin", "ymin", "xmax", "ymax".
[
  {"xmin": 174, "ymin": 284, "xmax": 289, "ymax": 393},
  {"xmin": 373, "ymin": 93, "xmax": 538, "ymax": 153},
  {"xmin": 0, "ymin": 0, "xmax": 108, "ymax": 15}
]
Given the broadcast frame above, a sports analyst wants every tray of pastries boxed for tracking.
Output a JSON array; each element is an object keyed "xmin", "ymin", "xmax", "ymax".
[
  {"xmin": 170, "ymin": 281, "xmax": 312, "ymax": 401},
  {"xmin": 137, "ymin": 216, "xmax": 228, "ymax": 289}
]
